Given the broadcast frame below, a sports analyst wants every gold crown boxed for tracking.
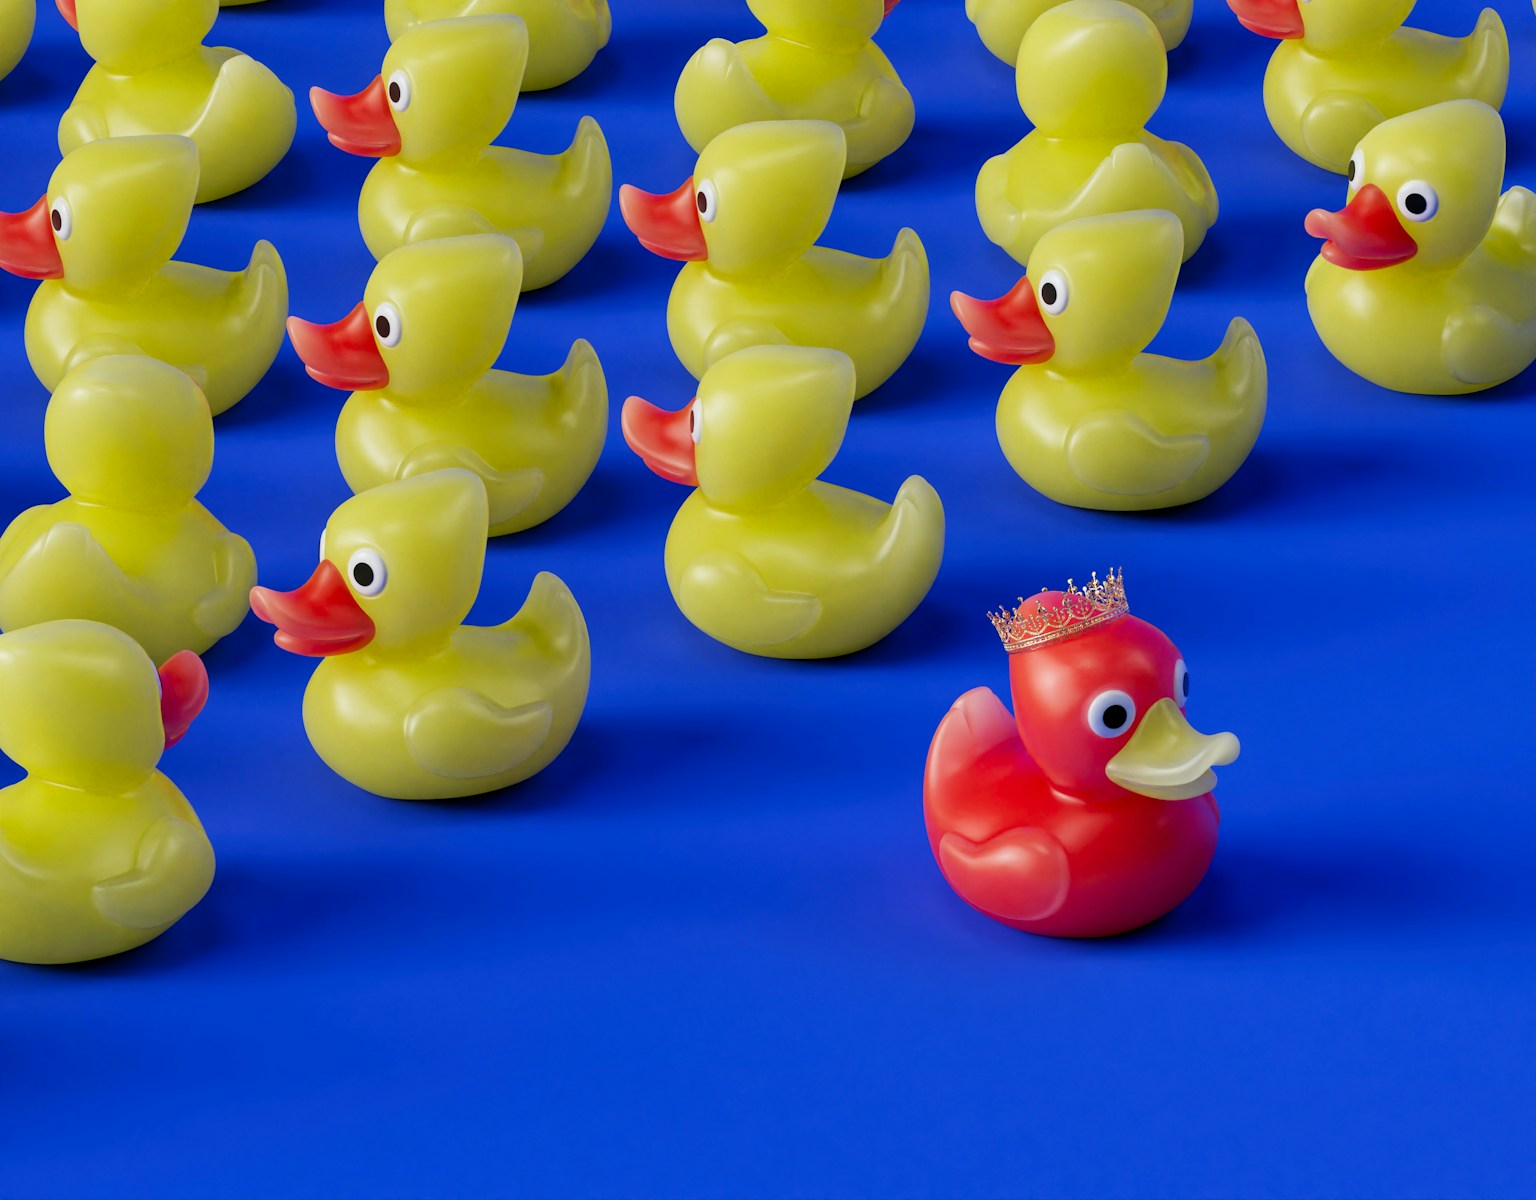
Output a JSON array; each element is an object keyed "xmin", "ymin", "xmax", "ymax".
[{"xmin": 989, "ymin": 569, "xmax": 1128, "ymax": 654}]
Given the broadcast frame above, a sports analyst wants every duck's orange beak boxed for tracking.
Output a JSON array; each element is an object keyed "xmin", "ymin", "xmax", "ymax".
[
  {"xmin": 311, "ymin": 78, "xmax": 401, "ymax": 157},
  {"xmin": 158, "ymin": 651, "xmax": 208, "ymax": 750},
  {"xmin": 0, "ymin": 198, "xmax": 64, "ymax": 280},
  {"xmin": 1305, "ymin": 184, "xmax": 1418, "ymax": 271},
  {"xmin": 951, "ymin": 278, "xmax": 1055, "ymax": 365},
  {"xmin": 619, "ymin": 179, "xmax": 708, "ymax": 261},
  {"xmin": 287, "ymin": 304, "xmax": 389, "ymax": 391},
  {"xmin": 251, "ymin": 561, "xmax": 376, "ymax": 658},
  {"xmin": 622, "ymin": 396, "xmax": 699, "ymax": 486},
  {"xmin": 55, "ymin": 0, "xmax": 77, "ymax": 30},
  {"xmin": 1226, "ymin": 0, "xmax": 1303, "ymax": 38}
]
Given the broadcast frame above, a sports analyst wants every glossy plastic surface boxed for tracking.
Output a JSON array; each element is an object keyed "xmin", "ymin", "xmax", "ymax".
[
  {"xmin": 0, "ymin": 356, "xmax": 256, "ymax": 662},
  {"xmin": 0, "ymin": 619, "xmax": 214, "ymax": 964},
  {"xmin": 0, "ymin": 135, "xmax": 288, "ymax": 415},
  {"xmin": 1228, "ymin": 0, "xmax": 1508, "ymax": 174},
  {"xmin": 673, "ymin": 0, "xmax": 912, "ymax": 179},
  {"xmin": 311, "ymin": 14, "xmax": 611, "ymax": 290},
  {"xmin": 620, "ymin": 119, "xmax": 928, "ymax": 399},
  {"xmin": 1304, "ymin": 100, "xmax": 1536, "ymax": 395},
  {"xmin": 58, "ymin": 0, "xmax": 295, "ymax": 203},
  {"xmin": 623, "ymin": 346, "xmax": 943, "ymax": 659},
  {"xmin": 249, "ymin": 469, "xmax": 590, "ymax": 800},
  {"xmin": 0, "ymin": 0, "xmax": 32, "ymax": 79},
  {"xmin": 967, "ymin": 0, "xmax": 1191, "ymax": 61},
  {"xmin": 384, "ymin": 0, "xmax": 612, "ymax": 92},
  {"xmin": 287, "ymin": 234, "xmax": 606, "ymax": 536},
  {"xmin": 977, "ymin": 0, "xmax": 1217, "ymax": 267},
  {"xmin": 954, "ymin": 210, "xmax": 1266, "ymax": 510},
  {"xmin": 924, "ymin": 591, "xmax": 1239, "ymax": 938}
]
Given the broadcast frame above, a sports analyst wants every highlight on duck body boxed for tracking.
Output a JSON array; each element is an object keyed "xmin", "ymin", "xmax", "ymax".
[
  {"xmin": 1227, "ymin": 0, "xmax": 1508, "ymax": 175},
  {"xmin": 620, "ymin": 119, "xmax": 928, "ymax": 401},
  {"xmin": 622, "ymin": 346, "xmax": 944, "ymax": 660},
  {"xmin": 384, "ymin": 0, "xmax": 611, "ymax": 92},
  {"xmin": 924, "ymin": 571, "xmax": 1239, "ymax": 939},
  {"xmin": 674, "ymin": 0, "xmax": 913, "ymax": 179},
  {"xmin": 310, "ymin": 14, "xmax": 610, "ymax": 290},
  {"xmin": 0, "ymin": 357, "xmax": 256, "ymax": 664},
  {"xmin": 976, "ymin": 0, "xmax": 1217, "ymax": 267},
  {"xmin": 0, "ymin": 620, "xmax": 214, "ymax": 965},
  {"xmin": 56, "ymin": 0, "xmax": 296, "ymax": 203},
  {"xmin": 967, "ymin": 0, "xmax": 1191, "ymax": 64},
  {"xmin": 286, "ymin": 235, "xmax": 606, "ymax": 537},
  {"xmin": 1, "ymin": 0, "xmax": 34, "ymax": 81},
  {"xmin": 1304, "ymin": 100, "xmax": 1536, "ymax": 396},
  {"xmin": 250, "ymin": 470, "xmax": 590, "ymax": 801},
  {"xmin": 953, "ymin": 210, "xmax": 1266, "ymax": 511},
  {"xmin": 0, "ymin": 134, "xmax": 288, "ymax": 416}
]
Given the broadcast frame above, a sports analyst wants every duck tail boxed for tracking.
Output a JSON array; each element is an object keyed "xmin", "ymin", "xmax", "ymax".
[
  {"xmin": 556, "ymin": 116, "xmax": 612, "ymax": 202},
  {"xmin": 1461, "ymin": 9, "xmax": 1509, "ymax": 107},
  {"xmin": 1211, "ymin": 316, "xmax": 1267, "ymax": 403},
  {"xmin": 924, "ymin": 687, "xmax": 1041, "ymax": 832},
  {"xmin": 1490, "ymin": 186, "xmax": 1536, "ymax": 264},
  {"xmin": 240, "ymin": 240, "xmax": 290, "ymax": 328},
  {"xmin": 551, "ymin": 338, "xmax": 608, "ymax": 426},
  {"xmin": 881, "ymin": 227, "xmax": 930, "ymax": 309},
  {"xmin": 877, "ymin": 475, "xmax": 945, "ymax": 590},
  {"xmin": 504, "ymin": 571, "xmax": 590, "ymax": 667}
]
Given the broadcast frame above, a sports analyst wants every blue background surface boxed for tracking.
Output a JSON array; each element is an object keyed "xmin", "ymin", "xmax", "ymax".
[{"xmin": 2, "ymin": 1, "xmax": 1535, "ymax": 1196}]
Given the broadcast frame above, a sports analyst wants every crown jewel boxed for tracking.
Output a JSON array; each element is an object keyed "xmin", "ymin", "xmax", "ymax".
[{"xmin": 989, "ymin": 569, "xmax": 1128, "ymax": 654}]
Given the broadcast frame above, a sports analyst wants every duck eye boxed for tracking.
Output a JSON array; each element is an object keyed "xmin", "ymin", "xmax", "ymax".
[
  {"xmin": 1036, "ymin": 269, "xmax": 1069, "ymax": 316},
  {"xmin": 1173, "ymin": 659, "xmax": 1189, "ymax": 707},
  {"xmin": 689, "ymin": 400, "xmax": 703, "ymax": 445},
  {"xmin": 1346, "ymin": 149, "xmax": 1362, "ymax": 187},
  {"xmin": 1396, "ymin": 180, "xmax": 1438, "ymax": 222},
  {"xmin": 1087, "ymin": 690, "xmax": 1136, "ymax": 739},
  {"xmin": 346, "ymin": 548, "xmax": 387, "ymax": 597},
  {"xmin": 695, "ymin": 178, "xmax": 718, "ymax": 224},
  {"xmin": 386, "ymin": 70, "xmax": 411, "ymax": 112},
  {"xmin": 49, "ymin": 197, "xmax": 72, "ymax": 241},
  {"xmin": 372, "ymin": 302, "xmax": 402, "ymax": 348}
]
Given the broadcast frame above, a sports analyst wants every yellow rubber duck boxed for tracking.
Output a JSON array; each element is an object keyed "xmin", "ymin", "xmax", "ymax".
[
  {"xmin": 674, "ymin": 0, "xmax": 912, "ymax": 179},
  {"xmin": 0, "ymin": 135, "xmax": 288, "ymax": 416},
  {"xmin": 0, "ymin": 357, "xmax": 256, "ymax": 663},
  {"xmin": 977, "ymin": 0, "xmax": 1218, "ymax": 266},
  {"xmin": 311, "ymin": 14, "xmax": 610, "ymax": 291},
  {"xmin": 1227, "ymin": 0, "xmax": 1508, "ymax": 175},
  {"xmin": 56, "ymin": 0, "xmax": 296, "ymax": 204},
  {"xmin": 622, "ymin": 346, "xmax": 944, "ymax": 659},
  {"xmin": 0, "ymin": 620, "xmax": 214, "ymax": 965},
  {"xmin": 1304, "ymin": 100, "xmax": 1536, "ymax": 396},
  {"xmin": 250, "ymin": 470, "xmax": 590, "ymax": 801},
  {"xmin": 286, "ymin": 235, "xmax": 607, "ymax": 536},
  {"xmin": 620, "ymin": 120, "xmax": 928, "ymax": 400},
  {"xmin": 967, "ymin": 0, "xmax": 1191, "ymax": 63},
  {"xmin": 953, "ymin": 211, "xmax": 1266, "ymax": 511},
  {"xmin": 384, "ymin": 0, "xmax": 611, "ymax": 92},
  {"xmin": 0, "ymin": 0, "xmax": 34, "ymax": 81}
]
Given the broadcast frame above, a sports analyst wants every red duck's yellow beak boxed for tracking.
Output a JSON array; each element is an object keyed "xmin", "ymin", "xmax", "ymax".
[
  {"xmin": 952, "ymin": 278, "xmax": 1056, "ymax": 365},
  {"xmin": 1305, "ymin": 184, "xmax": 1418, "ymax": 271},
  {"xmin": 55, "ymin": 0, "xmax": 77, "ymax": 30},
  {"xmin": 251, "ymin": 561, "xmax": 376, "ymax": 657},
  {"xmin": 0, "ymin": 198, "xmax": 64, "ymax": 280},
  {"xmin": 1226, "ymin": 0, "xmax": 1303, "ymax": 39},
  {"xmin": 311, "ymin": 78, "xmax": 402, "ymax": 157},
  {"xmin": 287, "ymin": 303, "xmax": 389, "ymax": 391},
  {"xmin": 622, "ymin": 396, "xmax": 699, "ymax": 486},
  {"xmin": 620, "ymin": 179, "xmax": 708, "ymax": 262},
  {"xmin": 1106, "ymin": 699, "xmax": 1241, "ymax": 802},
  {"xmin": 158, "ymin": 651, "xmax": 208, "ymax": 750}
]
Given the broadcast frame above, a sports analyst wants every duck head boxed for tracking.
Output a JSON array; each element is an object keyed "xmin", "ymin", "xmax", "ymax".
[
  {"xmin": 746, "ymin": 0, "xmax": 897, "ymax": 48},
  {"xmin": 1227, "ymin": 0, "xmax": 1412, "ymax": 51},
  {"xmin": 999, "ymin": 578, "xmax": 1238, "ymax": 804},
  {"xmin": 1017, "ymin": 0, "xmax": 1164, "ymax": 136},
  {"xmin": 623, "ymin": 346, "xmax": 855, "ymax": 512},
  {"xmin": 62, "ymin": 0, "xmax": 218, "ymax": 73},
  {"xmin": 1306, "ymin": 100, "xmax": 1504, "ymax": 272},
  {"xmin": 621, "ymin": 120, "xmax": 846, "ymax": 279},
  {"xmin": 0, "ymin": 135, "xmax": 198, "ymax": 294},
  {"xmin": 251, "ymin": 469, "xmax": 490, "ymax": 656},
  {"xmin": 0, "ymin": 620, "xmax": 207, "ymax": 789},
  {"xmin": 953, "ymin": 210, "xmax": 1182, "ymax": 372},
  {"xmin": 311, "ymin": 14, "xmax": 526, "ymax": 165},
  {"xmin": 287, "ymin": 235, "xmax": 522, "ymax": 402},
  {"xmin": 45, "ymin": 357, "xmax": 214, "ymax": 514}
]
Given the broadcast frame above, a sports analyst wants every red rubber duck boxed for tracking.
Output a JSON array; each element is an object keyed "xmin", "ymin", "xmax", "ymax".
[{"xmin": 924, "ymin": 571, "xmax": 1239, "ymax": 938}]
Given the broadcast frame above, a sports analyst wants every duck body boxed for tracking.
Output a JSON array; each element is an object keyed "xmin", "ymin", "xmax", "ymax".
[
  {"xmin": 0, "ymin": 0, "xmax": 34, "ymax": 81},
  {"xmin": 384, "ymin": 0, "xmax": 611, "ymax": 91},
  {"xmin": 59, "ymin": 0, "xmax": 295, "ymax": 202},
  {"xmin": 967, "ymin": 0, "xmax": 1190, "ymax": 60}
]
